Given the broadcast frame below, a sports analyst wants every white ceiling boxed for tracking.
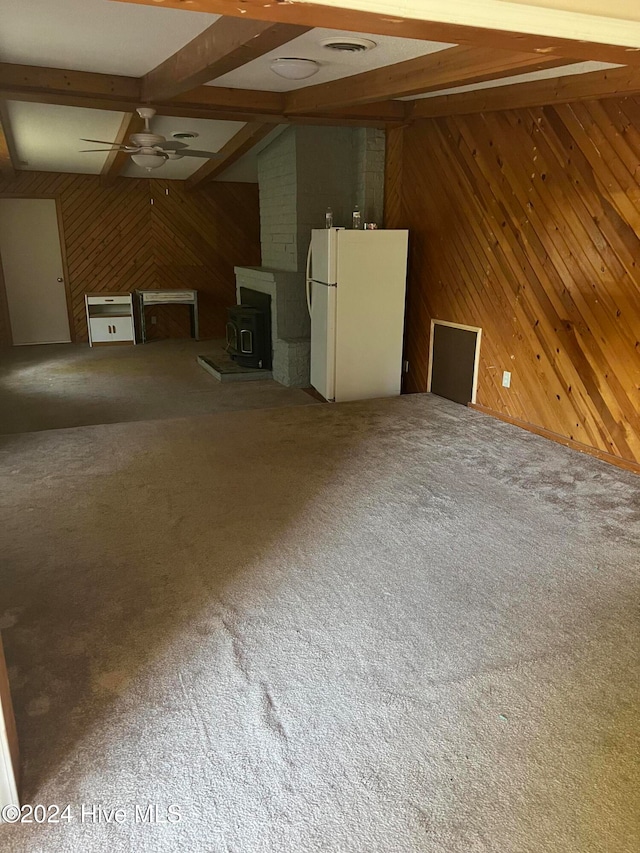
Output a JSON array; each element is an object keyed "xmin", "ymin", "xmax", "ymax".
[
  {"xmin": 6, "ymin": 102, "xmax": 125, "ymax": 174},
  {"xmin": 0, "ymin": 0, "xmax": 218, "ymax": 75},
  {"xmin": 403, "ymin": 60, "xmax": 622, "ymax": 99},
  {"xmin": 212, "ymin": 29, "xmax": 454, "ymax": 92}
]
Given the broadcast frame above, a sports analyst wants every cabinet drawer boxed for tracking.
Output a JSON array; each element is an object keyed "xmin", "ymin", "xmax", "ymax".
[
  {"xmin": 141, "ymin": 291, "xmax": 195, "ymax": 304},
  {"xmin": 87, "ymin": 295, "xmax": 131, "ymax": 305}
]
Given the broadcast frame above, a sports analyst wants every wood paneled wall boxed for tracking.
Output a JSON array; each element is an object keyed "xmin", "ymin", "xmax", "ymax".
[
  {"xmin": 0, "ymin": 172, "xmax": 260, "ymax": 345},
  {"xmin": 386, "ymin": 100, "xmax": 640, "ymax": 467}
]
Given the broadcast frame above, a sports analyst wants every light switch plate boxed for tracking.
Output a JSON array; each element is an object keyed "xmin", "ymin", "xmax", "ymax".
[{"xmin": 502, "ymin": 371, "xmax": 511, "ymax": 388}]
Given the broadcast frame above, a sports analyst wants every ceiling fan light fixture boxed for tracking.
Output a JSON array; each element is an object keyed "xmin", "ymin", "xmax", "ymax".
[
  {"xmin": 131, "ymin": 152, "xmax": 166, "ymax": 171},
  {"xmin": 270, "ymin": 57, "xmax": 320, "ymax": 80}
]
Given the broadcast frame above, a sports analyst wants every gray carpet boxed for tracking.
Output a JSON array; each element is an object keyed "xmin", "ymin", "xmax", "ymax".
[
  {"xmin": 0, "ymin": 394, "xmax": 638, "ymax": 851},
  {"xmin": 0, "ymin": 340, "xmax": 316, "ymax": 435}
]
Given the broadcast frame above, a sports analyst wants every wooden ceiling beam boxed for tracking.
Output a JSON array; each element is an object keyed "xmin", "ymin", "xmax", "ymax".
[
  {"xmin": 0, "ymin": 63, "xmax": 141, "ymax": 106},
  {"xmin": 0, "ymin": 102, "xmax": 17, "ymax": 178},
  {"xmin": 168, "ymin": 86, "xmax": 285, "ymax": 117},
  {"xmin": 0, "ymin": 62, "xmax": 122, "ymax": 98},
  {"xmin": 0, "ymin": 86, "xmax": 284, "ymax": 123},
  {"xmin": 186, "ymin": 122, "xmax": 273, "ymax": 189},
  {"xmin": 171, "ymin": 87, "xmax": 405, "ymax": 123},
  {"xmin": 100, "ymin": 111, "xmax": 145, "ymax": 185},
  {"xmin": 0, "ymin": 64, "xmax": 404, "ymax": 126},
  {"xmin": 141, "ymin": 18, "xmax": 310, "ymax": 102},
  {"xmin": 285, "ymin": 46, "xmax": 576, "ymax": 114},
  {"xmin": 409, "ymin": 64, "xmax": 640, "ymax": 118},
  {"xmin": 0, "ymin": 86, "xmax": 402, "ymax": 127},
  {"xmin": 109, "ymin": 0, "xmax": 640, "ymax": 67}
]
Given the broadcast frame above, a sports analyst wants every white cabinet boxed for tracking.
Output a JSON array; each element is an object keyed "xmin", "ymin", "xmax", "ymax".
[
  {"xmin": 85, "ymin": 293, "xmax": 135, "ymax": 347},
  {"xmin": 89, "ymin": 317, "xmax": 114, "ymax": 343},
  {"xmin": 109, "ymin": 318, "xmax": 135, "ymax": 342},
  {"xmin": 89, "ymin": 316, "xmax": 134, "ymax": 343}
]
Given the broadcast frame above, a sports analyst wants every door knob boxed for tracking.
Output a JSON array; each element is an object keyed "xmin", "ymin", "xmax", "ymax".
[{"xmin": 57, "ymin": 277, "xmax": 63, "ymax": 282}]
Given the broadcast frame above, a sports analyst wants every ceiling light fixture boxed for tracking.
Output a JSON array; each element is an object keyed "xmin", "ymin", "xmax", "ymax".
[
  {"xmin": 131, "ymin": 152, "xmax": 166, "ymax": 171},
  {"xmin": 270, "ymin": 57, "xmax": 320, "ymax": 80}
]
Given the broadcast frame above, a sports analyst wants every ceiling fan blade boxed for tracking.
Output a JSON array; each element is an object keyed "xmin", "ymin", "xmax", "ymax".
[
  {"xmin": 156, "ymin": 140, "xmax": 189, "ymax": 151},
  {"xmin": 79, "ymin": 148, "xmax": 124, "ymax": 153},
  {"xmin": 178, "ymin": 150, "xmax": 223, "ymax": 159},
  {"xmin": 80, "ymin": 137, "xmax": 124, "ymax": 146}
]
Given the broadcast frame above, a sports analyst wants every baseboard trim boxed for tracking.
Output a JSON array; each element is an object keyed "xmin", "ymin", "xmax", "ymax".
[{"xmin": 468, "ymin": 403, "xmax": 640, "ymax": 476}]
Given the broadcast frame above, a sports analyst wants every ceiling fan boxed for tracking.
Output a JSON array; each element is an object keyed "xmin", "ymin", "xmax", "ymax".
[{"xmin": 79, "ymin": 107, "xmax": 221, "ymax": 171}]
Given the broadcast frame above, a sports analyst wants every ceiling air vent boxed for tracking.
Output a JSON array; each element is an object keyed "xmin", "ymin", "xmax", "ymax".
[
  {"xmin": 320, "ymin": 37, "xmax": 377, "ymax": 53},
  {"xmin": 171, "ymin": 131, "xmax": 199, "ymax": 140}
]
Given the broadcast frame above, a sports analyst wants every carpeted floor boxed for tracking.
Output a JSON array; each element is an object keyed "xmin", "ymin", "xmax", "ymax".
[
  {"xmin": 0, "ymin": 394, "xmax": 639, "ymax": 851},
  {"xmin": 0, "ymin": 340, "xmax": 316, "ymax": 434}
]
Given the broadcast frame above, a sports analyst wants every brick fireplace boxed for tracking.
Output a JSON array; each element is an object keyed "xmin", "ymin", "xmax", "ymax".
[{"xmin": 233, "ymin": 267, "xmax": 309, "ymax": 387}]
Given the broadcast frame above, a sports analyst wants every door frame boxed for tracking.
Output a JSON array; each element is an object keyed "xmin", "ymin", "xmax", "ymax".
[
  {"xmin": 427, "ymin": 318, "xmax": 482, "ymax": 405},
  {"xmin": 0, "ymin": 194, "xmax": 74, "ymax": 345},
  {"xmin": 0, "ymin": 634, "xmax": 19, "ymax": 812}
]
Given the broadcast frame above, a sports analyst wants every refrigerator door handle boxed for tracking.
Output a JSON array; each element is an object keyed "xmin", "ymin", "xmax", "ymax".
[{"xmin": 305, "ymin": 241, "xmax": 313, "ymax": 317}]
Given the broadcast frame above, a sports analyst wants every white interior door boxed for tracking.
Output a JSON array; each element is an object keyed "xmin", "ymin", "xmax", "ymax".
[{"xmin": 0, "ymin": 199, "xmax": 71, "ymax": 345}]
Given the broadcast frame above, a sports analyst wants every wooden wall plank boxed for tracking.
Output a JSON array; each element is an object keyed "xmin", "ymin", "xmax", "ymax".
[
  {"xmin": 388, "ymin": 98, "xmax": 640, "ymax": 466},
  {"xmin": 0, "ymin": 173, "xmax": 260, "ymax": 345}
]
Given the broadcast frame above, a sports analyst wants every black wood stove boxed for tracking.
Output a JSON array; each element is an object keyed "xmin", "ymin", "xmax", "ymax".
[{"xmin": 225, "ymin": 289, "xmax": 272, "ymax": 369}]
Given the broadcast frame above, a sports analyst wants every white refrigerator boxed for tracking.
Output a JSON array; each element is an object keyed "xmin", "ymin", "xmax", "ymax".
[{"xmin": 305, "ymin": 227, "xmax": 409, "ymax": 402}]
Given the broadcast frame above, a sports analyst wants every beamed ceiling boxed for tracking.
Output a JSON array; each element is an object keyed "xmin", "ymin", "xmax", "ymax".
[{"xmin": 1, "ymin": 0, "xmax": 639, "ymax": 184}]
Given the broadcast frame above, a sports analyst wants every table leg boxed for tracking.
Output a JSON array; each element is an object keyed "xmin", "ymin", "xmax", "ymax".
[
  {"xmin": 192, "ymin": 297, "xmax": 199, "ymax": 341},
  {"xmin": 140, "ymin": 294, "xmax": 146, "ymax": 344}
]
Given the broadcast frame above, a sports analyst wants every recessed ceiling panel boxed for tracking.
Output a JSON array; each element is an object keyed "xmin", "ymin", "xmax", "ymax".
[
  {"xmin": 6, "ymin": 102, "xmax": 125, "ymax": 174},
  {"xmin": 403, "ymin": 60, "xmax": 622, "ymax": 100},
  {"xmin": 122, "ymin": 116, "xmax": 248, "ymax": 180},
  {"xmin": 0, "ymin": 0, "xmax": 218, "ymax": 76},
  {"xmin": 211, "ymin": 29, "xmax": 455, "ymax": 92}
]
